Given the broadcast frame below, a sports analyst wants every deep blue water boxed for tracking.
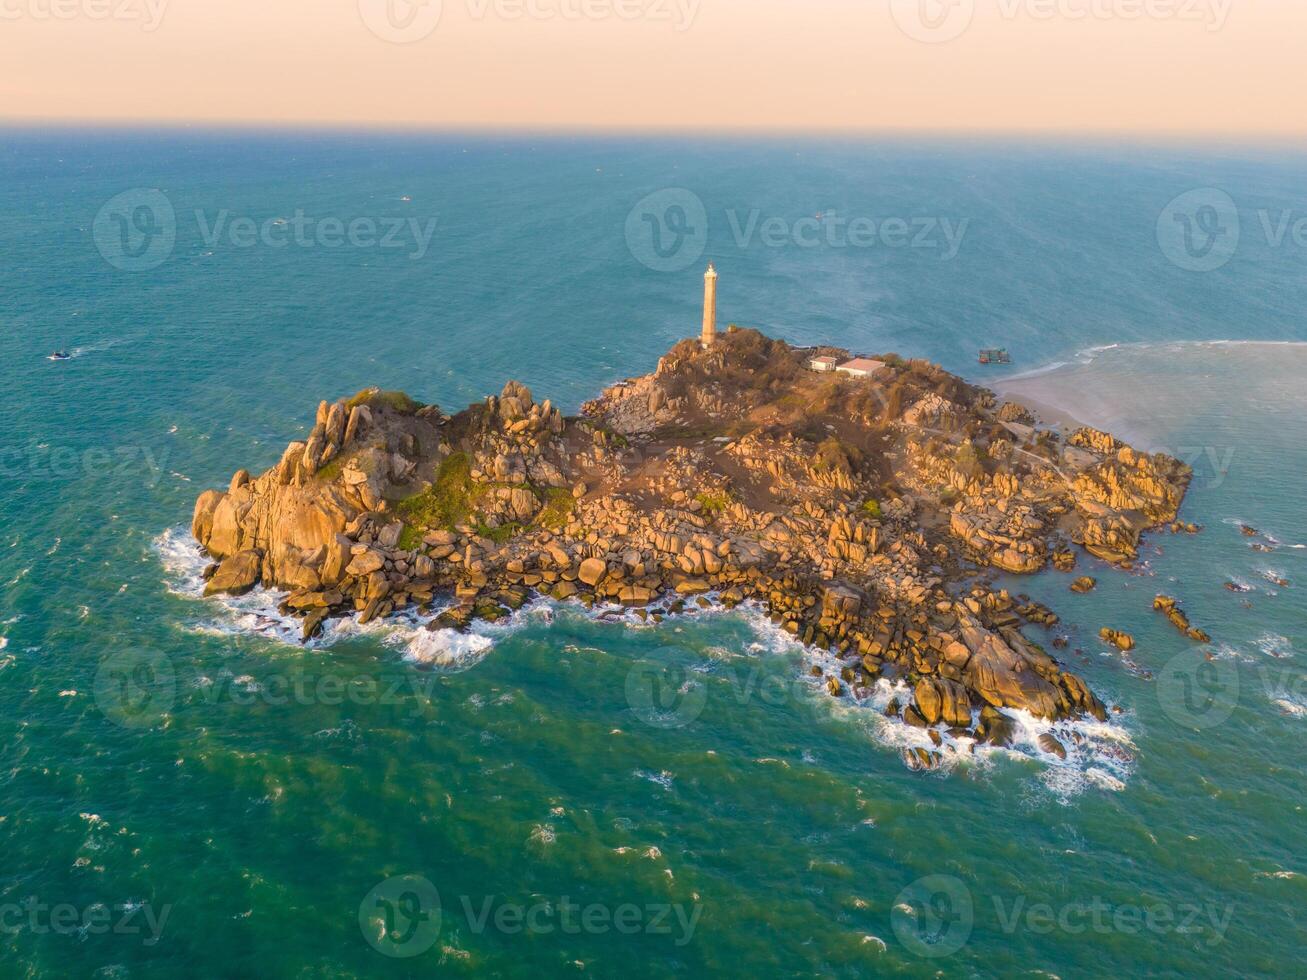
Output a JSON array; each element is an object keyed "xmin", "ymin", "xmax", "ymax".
[{"xmin": 0, "ymin": 129, "xmax": 1304, "ymax": 977}]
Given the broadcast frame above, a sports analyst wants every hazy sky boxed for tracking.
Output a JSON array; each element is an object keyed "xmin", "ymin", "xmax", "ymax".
[{"xmin": 1, "ymin": 0, "xmax": 1302, "ymax": 135}]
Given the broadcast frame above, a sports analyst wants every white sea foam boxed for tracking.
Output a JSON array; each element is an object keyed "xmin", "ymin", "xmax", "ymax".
[
  {"xmin": 380, "ymin": 622, "xmax": 494, "ymax": 670},
  {"xmin": 1271, "ymin": 695, "xmax": 1307, "ymax": 718},
  {"xmin": 158, "ymin": 524, "xmax": 1134, "ymax": 797},
  {"xmin": 1256, "ymin": 634, "xmax": 1293, "ymax": 659},
  {"xmin": 154, "ymin": 525, "xmax": 528, "ymax": 668},
  {"xmin": 1254, "ymin": 870, "xmax": 1302, "ymax": 880},
  {"xmin": 734, "ymin": 603, "xmax": 1134, "ymax": 799},
  {"xmin": 1221, "ymin": 517, "xmax": 1306, "ymax": 548},
  {"xmin": 635, "ymin": 769, "xmax": 675, "ymax": 790},
  {"xmin": 64, "ymin": 337, "xmax": 126, "ymax": 360}
]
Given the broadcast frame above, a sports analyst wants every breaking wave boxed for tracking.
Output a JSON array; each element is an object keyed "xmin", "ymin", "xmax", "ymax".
[
  {"xmin": 152, "ymin": 525, "xmax": 528, "ymax": 671},
  {"xmin": 736, "ymin": 606, "xmax": 1135, "ymax": 801},
  {"xmin": 156, "ymin": 525, "xmax": 1136, "ymax": 797}
]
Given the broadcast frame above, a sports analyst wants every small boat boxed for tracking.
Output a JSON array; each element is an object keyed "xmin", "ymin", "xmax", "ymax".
[
  {"xmin": 978, "ymin": 348, "xmax": 1011, "ymax": 365},
  {"xmin": 47, "ymin": 350, "xmax": 71, "ymax": 361}
]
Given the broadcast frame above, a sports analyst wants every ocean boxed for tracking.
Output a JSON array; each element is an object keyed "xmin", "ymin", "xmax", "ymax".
[{"xmin": 0, "ymin": 129, "xmax": 1304, "ymax": 976}]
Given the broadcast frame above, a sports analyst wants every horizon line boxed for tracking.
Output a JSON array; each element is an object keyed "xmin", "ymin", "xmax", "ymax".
[{"xmin": 6, "ymin": 116, "xmax": 1307, "ymax": 150}]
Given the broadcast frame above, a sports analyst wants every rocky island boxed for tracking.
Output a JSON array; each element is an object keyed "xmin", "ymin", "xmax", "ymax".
[{"xmin": 191, "ymin": 313, "xmax": 1195, "ymax": 769}]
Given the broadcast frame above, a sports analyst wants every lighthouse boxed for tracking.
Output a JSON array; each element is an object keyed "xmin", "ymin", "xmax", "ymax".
[{"xmin": 701, "ymin": 262, "xmax": 718, "ymax": 348}]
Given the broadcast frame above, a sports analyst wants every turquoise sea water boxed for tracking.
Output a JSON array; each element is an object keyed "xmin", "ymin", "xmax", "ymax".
[{"xmin": 1, "ymin": 131, "xmax": 1305, "ymax": 976}]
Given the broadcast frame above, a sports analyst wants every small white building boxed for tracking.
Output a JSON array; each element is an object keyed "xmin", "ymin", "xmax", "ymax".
[
  {"xmin": 809, "ymin": 355, "xmax": 839, "ymax": 373},
  {"xmin": 837, "ymin": 358, "xmax": 888, "ymax": 379}
]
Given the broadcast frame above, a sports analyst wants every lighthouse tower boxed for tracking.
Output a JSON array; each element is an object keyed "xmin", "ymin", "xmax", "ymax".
[{"xmin": 701, "ymin": 263, "xmax": 718, "ymax": 348}]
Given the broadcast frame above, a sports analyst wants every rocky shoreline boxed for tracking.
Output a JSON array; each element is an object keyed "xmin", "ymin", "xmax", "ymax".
[{"xmin": 191, "ymin": 329, "xmax": 1199, "ymax": 769}]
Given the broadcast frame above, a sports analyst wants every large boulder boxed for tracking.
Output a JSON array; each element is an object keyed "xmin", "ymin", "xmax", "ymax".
[
  {"xmin": 203, "ymin": 550, "xmax": 263, "ymax": 597},
  {"xmin": 192, "ymin": 489, "xmax": 224, "ymax": 544},
  {"xmin": 914, "ymin": 677, "xmax": 972, "ymax": 728},
  {"xmin": 578, "ymin": 558, "xmax": 608, "ymax": 586},
  {"xmin": 346, "ymin": 550, "xmax": 385, "ymax": 576},
  {"xmin": 320, "ymin": 534, "xmax": 353, "ymax": 587},
  {"xmin": 958, "ymin": 614, "xmax": 1061, "ymax": 719}
]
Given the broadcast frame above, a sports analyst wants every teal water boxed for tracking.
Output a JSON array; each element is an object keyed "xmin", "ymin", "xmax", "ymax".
[{"xmin": 1, "ymin": 130, "xmax": 1305, "ymax": 976}]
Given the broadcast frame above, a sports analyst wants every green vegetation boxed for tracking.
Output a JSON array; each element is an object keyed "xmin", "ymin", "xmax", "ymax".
[
  {"xmin": 537, "ymin": 487, "xmax": 576, "ymax": 531},
  {"xmin": 395, "ymin": 452, "xmax": 480, "ymax": 535},
  {"xmin": 652, "ymin": 423, "xmax": 722, "ymax": 442},
  {"xmin": 593, "ymin": 426, "xmax": 629, "ymax": 449},
  {"xmin": 810, "ymin": 381, "xmax": 846, "ymax": 416},
  {"xmin": 346, "ymin": 387, "xmax": 422, "ymax": 415},
  {"xmin": 772, "ymin": 393, "xmax": 806, "ymax": 413},
  {"xmin": 955, "ymin": 441, "xmax": 987, "ymax": 479},
  {"xmin": 397, "ymin": 525, "xmax": 425, "ymax": 551},
  {"xmin": 315, "ymin": 456, "xmax": 345, "ymax": 483},
  {"xmin": 695, "ymin": 490, "xmax": 733, "ymax": 516},
  {"xmin": 861, "ymin": 498, "xmax": 882, "ymax": 520},
  {"xmin": 812, "ymin": 436, "xmax": 862, "ymax": 475},
  {"xmin": 475, "ymin": 522, "xmax": 523, "ymax": 545},
  {"xmin": 883, "ymin": 382, "xmax": 907, "ymax": 420},
  {"xmin": 394, "ymin": 450, "xmax": 578, "ymax": 549}
]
